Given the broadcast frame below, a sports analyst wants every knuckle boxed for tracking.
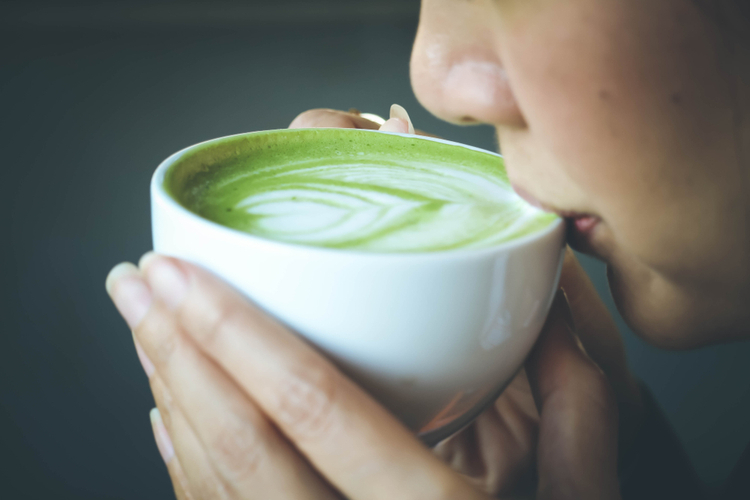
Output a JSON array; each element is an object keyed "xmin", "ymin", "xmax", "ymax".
[
  {"xmin": 275, "ymin": 360, "xmax": 338, "ymax": 440},
  {"xmin": 291, "ymin": 108, "xmax": 353, "ymax": 129},
  {"xmin": 208, "ymin": 419, "xmax": 265, "ymax": 485},
  {"xmin": 152, "ymin": 334, "xmax": 179, "ymax": 368},
  {"xmin": 193, "ymin": 472, "xmax": 229, "ymax": 500},
  {"xmin": 290, "ymin": 108, "xmax": 330, "ymax": 128},
  {"xmin": 136, "ymin": 306, "xmax": 179, "ymax": 368},
  {"xmin": 197, "ymin": 301, "xmax": 245, "ymax": 353}
]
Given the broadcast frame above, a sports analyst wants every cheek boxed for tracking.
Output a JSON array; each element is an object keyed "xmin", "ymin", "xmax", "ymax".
[
  {"xmin": 497, "ymin": 0, "xmax": 737, "ymax": 275},
  {"xmin": 501, "ymin": 4, "xmax": 655, "ymax": 192}
]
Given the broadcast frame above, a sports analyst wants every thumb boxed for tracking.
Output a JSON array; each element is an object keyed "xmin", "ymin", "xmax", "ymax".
[
  {"xmin": 526, "ymin": 291, "xmax": 621, "ymax": 500},
  {"xmin": 379, "ymin": 103, "xmax": 416, "ymax": 134},
  {"xmin": 558, "ymin": 249, "xmax": 642, "ymax": 432}
]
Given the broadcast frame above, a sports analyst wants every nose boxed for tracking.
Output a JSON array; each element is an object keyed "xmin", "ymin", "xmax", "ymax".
[{"xmin": 410, "ymin": 1, "xmax": 524, "ymax": 127}]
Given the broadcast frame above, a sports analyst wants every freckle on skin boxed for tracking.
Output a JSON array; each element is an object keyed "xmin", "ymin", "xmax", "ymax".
[
  {"xmin": 671, "ymin": 92, "xmax": 682, "ymax": 105},
  {"xmin": 599, "ymin": 89, "xmax": 611, "ymax": 101}
]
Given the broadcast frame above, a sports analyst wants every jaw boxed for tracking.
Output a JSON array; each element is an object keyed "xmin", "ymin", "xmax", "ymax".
[{"xmin": 605, "ymin": 256, "xmax": 750, "ymax": 350}]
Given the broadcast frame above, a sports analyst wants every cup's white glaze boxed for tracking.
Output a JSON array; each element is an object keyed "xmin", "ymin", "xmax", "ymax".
[{"xmin": 151, "ymin": 129, "xmax": 565, "ymax": 445}]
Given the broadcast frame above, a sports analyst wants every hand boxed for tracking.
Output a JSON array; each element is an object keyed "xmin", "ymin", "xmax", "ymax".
[
  {"xmin": 289, "ymin": 105, "xmax": 433, "ymax": 136},
  {"xmin": 292, "ymin": 106, "xmax": 644, "ymax": 496},
  {"xmin": 434, "ymin": 250, "xmax": 643, "ymax": 497},
  {"xmin": 108, "ymin": 254, "xmax": 494, "ymax": 500},
  {"xmin": 106, "ymin": 249, "xmax": 624, "ymax": 500}
]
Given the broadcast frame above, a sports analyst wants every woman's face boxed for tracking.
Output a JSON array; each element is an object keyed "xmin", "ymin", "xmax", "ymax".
[{"xmin": 411, "ymin": 0, "xmax": 750, "ymax": 348}]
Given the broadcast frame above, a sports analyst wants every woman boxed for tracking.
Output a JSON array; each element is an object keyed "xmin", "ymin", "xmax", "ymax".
[{"xmin": 106, "ymin": 0, "xmax": 749, "ymax": 498}]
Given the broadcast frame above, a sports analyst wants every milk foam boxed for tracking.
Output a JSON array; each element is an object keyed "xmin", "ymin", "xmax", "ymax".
[{"xmin": 192, "ymin": 156, "xmax": 556, "ymax": 252}]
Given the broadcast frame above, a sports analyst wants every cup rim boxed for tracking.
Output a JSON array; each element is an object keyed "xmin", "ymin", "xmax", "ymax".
[{"xmin": 151, "ymin": 128, "xmax": 564, "ymax": 261}]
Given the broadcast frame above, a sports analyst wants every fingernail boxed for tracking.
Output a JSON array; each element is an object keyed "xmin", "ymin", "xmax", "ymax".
[
  {"xmin": 150, "ymin": 408, "xmax": 175, "ymax": 464},
  {"xmin": 141, "ymin": 254, "xmax": 188, "ymax": 311},
  {"xmin": 379, "ymin": 117, "xmax": 409, "ymax": 134},
  {"xmin": 138, "ymin": 250, "xmax": 158, "ymax": 270},
  {"xmin": 106, "ymin": 263, "xmax": 152, "ymax": 329},
  {"xmin": 133, "ymin": 336, "xmax": 155, "ymax": 378},
  {"xmin": 390, "ymin": 103, "xmax": 415, "ymax": 134}
]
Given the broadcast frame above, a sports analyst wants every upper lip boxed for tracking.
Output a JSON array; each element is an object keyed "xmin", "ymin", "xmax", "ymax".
[
  {"xmin": 511, "ymin": 183, "xmax": 593, "ymax": 220},
  {"xmin": 511, "ymin": 182, "xmax": 604, "ymax": 258}
]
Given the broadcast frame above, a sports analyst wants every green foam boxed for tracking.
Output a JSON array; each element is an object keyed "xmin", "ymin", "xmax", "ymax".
[{"xmin": 164, "ymin": 128, "xmax": 558, "ymax": 253}]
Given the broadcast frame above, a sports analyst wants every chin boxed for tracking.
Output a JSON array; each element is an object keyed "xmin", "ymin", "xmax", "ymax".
[{"xmin": 605, "ymin": 264, "xmax": 719, "ymax": 351}]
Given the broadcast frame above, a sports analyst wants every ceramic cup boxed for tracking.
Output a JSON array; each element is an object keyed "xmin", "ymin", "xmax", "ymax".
[{"xmin": 150, "ymin": 128, "xmax": 565, "ymax": 445}]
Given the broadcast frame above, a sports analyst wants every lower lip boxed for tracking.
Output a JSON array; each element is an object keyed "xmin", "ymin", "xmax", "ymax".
[
  {"xmin": 566, "ymin": 214, "xmax": 600, "ymax": 252},
  {"xmin": 571, "ymin": 215, "xmax": 599, "ymax": 234}
]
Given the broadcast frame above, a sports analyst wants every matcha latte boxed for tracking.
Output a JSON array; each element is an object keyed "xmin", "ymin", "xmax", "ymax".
[
  {"xmin": 152, "ymin": 128, "xmax": 566, "ymax": 441},
  {"xmin": 165, "ymin": 129, "xmax": 557, "ymax": 253}
]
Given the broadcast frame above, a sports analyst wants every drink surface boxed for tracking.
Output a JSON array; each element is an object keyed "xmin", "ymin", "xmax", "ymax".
[{"xmin": 168, "ymin": 129, "xmax": 557, "ymax": 253}]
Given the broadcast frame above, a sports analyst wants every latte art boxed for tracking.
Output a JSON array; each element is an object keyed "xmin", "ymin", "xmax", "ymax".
[{"xmin": 169, "ymin": 129, "xmax": 557, "ymax": 253}]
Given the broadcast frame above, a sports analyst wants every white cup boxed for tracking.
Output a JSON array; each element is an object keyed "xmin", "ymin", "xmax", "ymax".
[{"xmin": 151, "ymin": 129, "xmax": 565, "ymax": 445}]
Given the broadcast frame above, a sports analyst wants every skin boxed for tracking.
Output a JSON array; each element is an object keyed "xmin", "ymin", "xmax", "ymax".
[
  {"xmin": 107, "ymin": 252, "xmax": 622, "ymax": 499},
  {"xmin": 106, "ymin": 0, "xmax": 750, "ymax": 498},
  {"xmin": 410, "ymin": 0, "xmax": 750, "ymax": 349}
]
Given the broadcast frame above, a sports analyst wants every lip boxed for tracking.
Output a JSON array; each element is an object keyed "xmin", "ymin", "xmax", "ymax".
[
  {"xmin": 564, "ymin": 214, "xmax": 602, "ymax": 254},
  {"xmin": 511, "ymin": 183, "xmax": 601, "ymax": 253}
]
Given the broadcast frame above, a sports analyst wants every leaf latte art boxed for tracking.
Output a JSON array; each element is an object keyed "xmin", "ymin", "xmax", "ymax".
[{"xmin": 168, "ymin": 129, "xmax": 557, "ymax": 253}]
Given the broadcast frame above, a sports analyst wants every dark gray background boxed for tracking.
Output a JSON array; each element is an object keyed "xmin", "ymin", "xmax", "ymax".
[{"xmin": 2, "ymin": 1, "xmax": 749, "ymax": 498}]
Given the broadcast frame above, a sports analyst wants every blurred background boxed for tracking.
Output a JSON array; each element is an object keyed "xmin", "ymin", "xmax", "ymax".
[{"xmin": 2, "ymin": 1, "xmax": 749, "ymax": 498}]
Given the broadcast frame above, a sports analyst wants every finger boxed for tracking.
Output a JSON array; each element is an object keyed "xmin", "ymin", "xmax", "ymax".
[
  {"xmin": 106, "ymin": 259, "xmax": 198, "ymax": 488},
  {"xmin": 129, "ymin": 255, "xmax": 340, "ymax": 500},
  {"xmin": 289, "ymin": 108, "xmax": 383, "ymax": 130},
  {"xmin": 472, "ymin": 370, "xmax": 538, "ymax": 496},
  {"xmin": 133, "ymin": 316, "xmax": 214, "ymax": 500},
  {"xmin": 526, "ymin": 292, "xmax": 621, "ymax": 500},
  {"xmin": 389, "ymin": 104, "xmax": 415, "ymax": 134},
  {"xmin": 379, "ymin": 117, "xmax": 410, "ymax": 133},
  {"xmin": 379, "ymin": 104, "xmax": 416, "ymax": 134},
  {"xmin": 108, "ymin": 261, "xmax": 338, "ymax": 500},
  {"xmin": 433, "ymin": 370, "xmax": 537, "ymax": 496},
  {"xmin": 150, "ymin": 374, "xmax": 229, "ymax": 500},
  {"xmin": 558, "ymin": 249, "xmax": 643, "ymax": 438},
  {"xmin": 149, "ymin": 407, "xmax": 194, "ymax": 500},
  {"xmin": 289, "ymin": 107, "xmax": 439, "ymax": 138},
  {"xmin": 144, "ymin": 255, "xmax": 490, "ymax": 500},
  {"xmin": 559, "ymin": 249, "xmax": 636, "ymax": 398}
]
